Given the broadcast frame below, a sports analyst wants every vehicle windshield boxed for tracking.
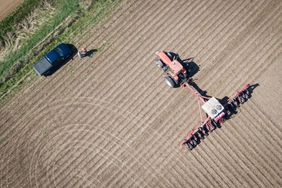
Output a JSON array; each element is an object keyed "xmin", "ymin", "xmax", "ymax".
[{"xmin": 55, "ymin": 48, "xmax": 64, "ymax": 57}]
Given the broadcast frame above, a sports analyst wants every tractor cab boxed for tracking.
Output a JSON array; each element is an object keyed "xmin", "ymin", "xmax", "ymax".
[{"xmin": 155, "ymin": 51, "xmax": 189, "ymax": 88}]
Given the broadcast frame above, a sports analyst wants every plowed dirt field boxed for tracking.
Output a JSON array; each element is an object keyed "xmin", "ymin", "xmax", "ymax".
[
  {"xmin": 1, "ymin": 0, "xmax": 282, "ymax": 187},
  {"xmin": 0, "ymin": 0, "xmax": 23, "ymax": 21}
]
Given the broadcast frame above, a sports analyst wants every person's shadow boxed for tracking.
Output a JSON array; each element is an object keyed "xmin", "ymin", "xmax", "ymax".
[{"xmin": 86, "ymin": 49, "xmax": 97, "ymax": 57}]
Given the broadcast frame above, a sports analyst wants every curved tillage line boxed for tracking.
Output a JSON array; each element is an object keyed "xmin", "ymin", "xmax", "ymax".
[
  {"xmin": 56, "ymin": 2, "xmax": 223, "ymax": 184},
  {"xmin": 50, "ymin": 99, "xmax": 170, "ymax": 167},
  {"xmin": 1, "ymin": 0, "xmax": 282, "ymax": 187},
  {"xmin": 0, "ymin": 0, "xmax": 165, "ymax": 181},
  {"xmin": 48, "ymin": 100, "xmax": 173, "ymax": 187},
  {"xmin": 28, "ymin": 126, "xmax": 150, "ymax": 188},
  {"xmin": 33, "ymin": 141, "xmax": 102, "ymax": 188},
  {"xmin": 8, "ymin": 0, "xmax": 178, "ymax": 135},
  {"xmin": 0, "ymin": 0, "xmax": 200, "ymax": 147},
  {"xmin": 0, "ymin": 102, "xmax": 54, "ymax": 187},
  {"xmin": 1, "ymin": 104, "xmax": 112, "ymax": 187},
  {"xmin": 44, "ymin": 111, "xmax": 165, "ymax": 187}
]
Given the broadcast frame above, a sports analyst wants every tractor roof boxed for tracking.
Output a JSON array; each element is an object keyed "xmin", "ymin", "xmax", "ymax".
[{"xmin": 157, "ymin": 51, "xmax": 183, "ymax": 75}]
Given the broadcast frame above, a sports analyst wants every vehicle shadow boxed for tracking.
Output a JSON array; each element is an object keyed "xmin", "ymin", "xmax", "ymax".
[{"xmin": 44, "ymin": 44, "xmax": 77, "ymax": 77}]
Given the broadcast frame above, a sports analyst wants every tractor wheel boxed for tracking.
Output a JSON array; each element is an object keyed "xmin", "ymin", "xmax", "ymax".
[
  {"xmin": 233, "ymin": 99, "xmax": 239, "ymax": 107},
  {"xmin": 242, "ymin": 93, "xmax": 249, "ymax": 99},
  {"xmin": 186, "ymin": 141, "xmax": 194, "ymax": 150},
  {"xmin": 156, "ymin": 60, "xmax": 164, "ymax": 68},
  {"xmin": 238, "ymin": 96, "xmax": 245, "ymax": 103},
  {"xmin": 165, "ymin": 76, "xmax": 176, "ymax": 88}
]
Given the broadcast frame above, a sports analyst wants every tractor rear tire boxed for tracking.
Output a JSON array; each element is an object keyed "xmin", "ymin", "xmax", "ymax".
[{"xmin": 165, "ymin": 76, "xmax": 176, "ymax": 88}]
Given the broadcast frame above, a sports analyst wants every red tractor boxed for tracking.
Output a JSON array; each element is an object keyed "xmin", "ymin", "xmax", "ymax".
[
  {"xmin": 155, "ymin": 51, "xmax": 253, "ymax": 150},
  {"xmin": 155, "ymin": 51, "xmax": 192, "ymax": 88}
]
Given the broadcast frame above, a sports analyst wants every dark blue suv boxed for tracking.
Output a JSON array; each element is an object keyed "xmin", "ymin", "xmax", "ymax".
[{"xmin": 33, "ymin": 43, "xmax": 74, "ymax": 76}]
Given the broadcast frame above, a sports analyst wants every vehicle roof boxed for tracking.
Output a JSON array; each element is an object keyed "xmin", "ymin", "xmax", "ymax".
[{"xmin": 45, "ymin": 43, "xmax": 71, "ymax": 63}]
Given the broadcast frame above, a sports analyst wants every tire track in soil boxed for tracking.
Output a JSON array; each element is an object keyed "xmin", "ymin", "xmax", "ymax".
[
  {"xmin": 3, "ymin": 1, "xmax": 274, "ymax": 187},
  {"xmin": 0, "ymin": 0, "xmax": 282, "ymax": 185}
]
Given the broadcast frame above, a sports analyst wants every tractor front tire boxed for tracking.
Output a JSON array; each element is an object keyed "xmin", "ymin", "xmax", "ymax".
[{"xmin": 156, "ymin": 60, "xmax": 164, "ymax": 68}]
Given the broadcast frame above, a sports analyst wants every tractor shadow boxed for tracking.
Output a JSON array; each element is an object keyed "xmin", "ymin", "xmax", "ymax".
[
  {"xmin": 44, "ymin": 44, "xmax": 78, "ymax": 77},
  {"xmin": 182, "ymin": 58, "xmax": 199, "ymax": 78}
]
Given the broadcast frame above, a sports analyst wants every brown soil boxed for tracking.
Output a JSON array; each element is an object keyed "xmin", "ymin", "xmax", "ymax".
[
  {"xmin": 1, "ymin": 0, "xmax": 282, "ymax": 187},
  {"xmin": 0, "ymin": 0, "xmax": 23, "ymax": 21}
]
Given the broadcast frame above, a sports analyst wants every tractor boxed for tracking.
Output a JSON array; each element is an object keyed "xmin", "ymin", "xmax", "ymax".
[{"xmin": 155, "ymin": 51, "xmax": 192, "ymax": 88}]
